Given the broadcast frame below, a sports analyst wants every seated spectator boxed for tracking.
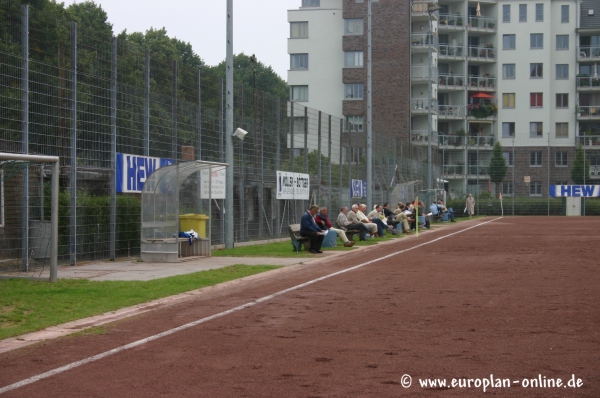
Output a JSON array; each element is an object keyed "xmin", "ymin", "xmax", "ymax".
[
  {"xmin": 393, "ymin": 206, "xmax": 412, "ymax": 233},
  {"xmin": 383, "ymin": 202, "xmax": 400, "ymax": 233},
  {"xmin": 357, "ymin": 203, "xmax": 383, "ymax": 237},
  {"xmin": 300, "ymin": 205, "xmax": 326, "ymax": 254},
  {"xmin": 437, "ymin": 200, "xmax": 456, "ymax": 222},
  {"xmin": 418, "ymin": 200, "xmax": 431, "ymax": 229},
  {"xmin": 315, "ymin": 207, "xmax": 355, "ymax": 247},
  {"xmin": 337, "ymin": 206, "xmax": 371, "ymax": 241}
]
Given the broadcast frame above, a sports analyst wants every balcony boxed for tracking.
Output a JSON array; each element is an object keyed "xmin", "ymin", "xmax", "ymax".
[
  {"xmin": 438, "ymin": 14, "xmax": 464, "ymax": 30},
  {"xmin": 466, "ymin": 75, "xmax": 496, "ymax": 90},
  {"xmin": 576, "ymin": 75, "xmax": 600, "ymax": 91},
  {"xmin": 411, "ymin": 130, "xmax": 439, "ymax": 146},
  {"xmin": 438, "ymin": 74, "xmax": 465, "ymax": 89},
  {"xmin": 438, "ymin": 134, "xmax": 494, "ymax": 147},
  {"xmin": 439, "ymin": 44, "xmax": 464, "ymax": 59},
  {"xmin": 467, "ymin": 45, "xmax": 495, "ymax": 61},
  {"xmin": 577, "ymin": 105, "xmax": 600, "ymax": 119},
  {"xmin": 411, "ymin": 1, "xmax": 439, "ymax": 19},
  {"xmin": 467, "ymin": 16, "xmax": 496, "ymax": 31},
  {"xmin": 438, "ymin": 105, "xmax": 465, "ymax": 118},
  {"xmin": 411, "ymin": 98, "xmax": 438, "ymax": 114},
  {"xmin": 576, "ymin": 134, "xmax": 600, "ymax": 147},
  {"xmin": 442, "ymin": 164, "xmax": 465, "ymax": 177},
  {"xmin": 467, "ymin": 103, "xmax": 497, "ymax": 119},
  {"xmin": 578, "ymin": 46, "xmax": 600, "ymax": 61},
  {"xmin": 411, "ymin": 65, "xmax": 438, "ymax": 82},
  {"xmin": 411, "ymin": 33, "xmax": 438, "ymax": 52}
]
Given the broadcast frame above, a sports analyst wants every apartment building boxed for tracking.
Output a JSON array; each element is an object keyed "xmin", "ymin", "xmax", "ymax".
[{"xmin": 288, "ymin": 0, "xmax": 600, "ymax": 197}]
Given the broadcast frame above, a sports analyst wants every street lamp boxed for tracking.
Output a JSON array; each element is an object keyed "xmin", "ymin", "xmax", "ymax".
[{"xmin": 427, "ymin": 2, "xmax": 440, "ymax": 190}]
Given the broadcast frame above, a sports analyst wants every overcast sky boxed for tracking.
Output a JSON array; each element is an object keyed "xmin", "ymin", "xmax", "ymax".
[{"xmin": 67, "ymin": 0, "xmax": 299, "ymax": 81}]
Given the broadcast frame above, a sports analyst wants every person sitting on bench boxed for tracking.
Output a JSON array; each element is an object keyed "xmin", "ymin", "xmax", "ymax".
[
  {"xmin": 315, "ymin": 207, "xmax": 355, "ymax": 247},
  {"xmin": 436, "ymin": 200, "xmax": 456, "ymax": 222},
  {"xmin": 337, "ymin": 206, "xmax": 370, "ymax": 241},
  {"xmin": 300, "ymin": 205, "xmax": 326, "ymax": 254}
]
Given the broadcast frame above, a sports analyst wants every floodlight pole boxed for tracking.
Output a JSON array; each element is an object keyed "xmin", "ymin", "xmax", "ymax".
[{"xmin": 225, "ymin": 0, "xmax": 234, "ymax": 248}]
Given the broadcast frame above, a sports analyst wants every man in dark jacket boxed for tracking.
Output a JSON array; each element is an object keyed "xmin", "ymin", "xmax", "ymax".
[{"xmin": 300, "ymin": 205, "xmax": 326, "ymax": 253}]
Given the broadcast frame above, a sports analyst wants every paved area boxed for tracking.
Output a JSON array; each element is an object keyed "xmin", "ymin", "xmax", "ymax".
[{"xmin": 42, "ymin": 255, "xmax": 308, "ymax": 281}]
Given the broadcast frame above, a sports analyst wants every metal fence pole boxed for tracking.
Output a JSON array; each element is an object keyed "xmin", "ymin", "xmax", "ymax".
[
  {"xmin": 172, "ymin": 59, "xmax": 178, "ymax": 161},
  {"xmin": 144, "ymin": 49, "xmax": 150, "ymax": 156},
  {"xmin": 304, "ymin": 106, "xmax": 308, "ymax": 210},
  {"xmin": 224, "ymin": 0, "xmax": 234, "ymax": 249},
  {"xmin": 196, "ymin": 68, "xmax": 202, "ymax": 160},
  {"xmin": 21, "ymin": 5, "xmax": 29, "ymax": 271},
  {"xmin": 328, "ymin": 114, "xmax": 332, "ymax": 212},
  {"xmin": 110, "ymin": 36, "xmax": 117, "ymax": 260},
  {"xmin": 317, "ymin": 111, "xmax": 322, "ymax": 205},
  {"xmin": 276, "ymin": 97, "xmax": 281, "ymax": 236},
  {"xmin": 69, "ymin": 22, "xmax": 78, "ymax": 266}
]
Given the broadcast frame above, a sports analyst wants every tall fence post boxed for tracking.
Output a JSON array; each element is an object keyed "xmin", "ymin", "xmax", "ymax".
[
  {"xmin": 144, "ymin": 49, "xmax": 150, "ymax": 156},
  {"xmin": 196, "ymin": 68, "xmax": 202, "ymax": 160},
  {"xmin": 328, "ymin": 114, "xmax": 332, "ymax": 212},
  {"xmin": 172, "ymin": 59, "xmax": 178, "ymax": 161},
  {"xmin": 304, "ymin": 106, "xmax": 308, "ymax": 211},
  {"xmin": 276, "ymin": 97, "xmax": 281, "ymax": 237},
  {"xmin": 21, "ymin": 5, "xmax": 29, "ymax": 270},
  {"xmin": 317, "ymin": 111, "xmax": 322, "ymax": 206},
  {"xmin": 110, "ymin": 36, "xmax": 117, "ymax": 260},
  {"xmin": 69, "ymin": 22, "xmax": 77, "ymax": 266}
]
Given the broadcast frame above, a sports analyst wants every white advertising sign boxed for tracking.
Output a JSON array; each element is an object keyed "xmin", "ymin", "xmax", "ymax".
[
  {"xmin": 276, "ymin": 171, "xmax": 310, "ymax": 200},
  {"xmin": 200, "ymin": 168, "xmax": 226, "ymax": 199}
]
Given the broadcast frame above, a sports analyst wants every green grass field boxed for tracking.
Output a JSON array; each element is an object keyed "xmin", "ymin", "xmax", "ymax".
[{"xmin": 0, "ymin": 265, "xmax": 278, "ymax": 340}]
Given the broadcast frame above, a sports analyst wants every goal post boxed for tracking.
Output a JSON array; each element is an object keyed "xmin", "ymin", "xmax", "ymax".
[{"xmin": 0, "ymin": 153, "xmax": 59, "ymax": 282}]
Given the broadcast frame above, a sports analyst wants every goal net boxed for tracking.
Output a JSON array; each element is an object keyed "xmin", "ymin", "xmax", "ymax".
[{"xmin": 0, "ymin": 153, "xmax": 59, "ymax": 282}]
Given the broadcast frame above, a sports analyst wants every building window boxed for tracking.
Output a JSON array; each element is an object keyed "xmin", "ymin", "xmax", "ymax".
[
  {"xmin": 503, "ymin": 5, "xmax": 510, "ymax": 22},
  {"xmin": 344, "ymin": 83, "xmax": 364, "ymax": 99},
  {"xmin": 556, "ymin": 35, "xmax": 569, "ymax": 50},
  {"xmin": 530, "ymin": 34, "xmax": 543, "ymax": 49},
  {"xmin": 530, "ymin": 151, "xmax": 543, "ymax": 166},
  {"xmin": 530, "ymin": 93, "xmax": 543, "ymax": 108},
  {"xmin": 290, "ymin": 54, "xmax": 308, "ymax": 70},
  {"xmin": 503, "ymin": 93, "xmax": 516, "ymax": 108},
  {"xmin": 502, "ymin": 182, "xmax": 514, "ymax": 196},
  {"xmin": 290, "ymin": 22, "xmax": 308, "ymax": 38},
  {"xmin": 344, "ymin": 19, "xmax": 364, "ymax": 35},
  {"xmin": 503, "ymin": 64, "xmax": 515, "ymax": 79},
  {"xmin": 555, "ymin": 152, "xmax": 568, "ymax": 167},
  {"xmin": 535, "ymin": 4, "xmax": 543, "ymax": 21},
  {"xmin": 346, "ymin": 115, "xmax": 364, "ymax": 131},
  {"xmin": 503, "ymin": 152, "xmax": 514, "ymax": 166},
  {"xmin": 530, "ymin": 63, "xmax": 543, "ymax": 78},
  {"xmin": 302, "ymin": 0, "xmax": 320, "ymax": 7},
  {"xmin": 503, "ymin": 35, "xmax": 516, "ymax": 50},
  {"xmin": 561, "ymin": 5, "xmax": 569, "ymax": 23},
  {"xmin": 519, "ymin": 4, "xmax": 527, "ymax": 22},
  {"xmin": 556, "ymin": 122, "xmax": 569, "ymax": 138},
  {"xmin": 556, "ymin": 94, "xmax": 568, "ymax": 108},
  {"xmin": 529, "ymin": 182, "xmax": 542, "ymax": 196},
  {"xmin": 502, "ymin": 122, "xmax": 515, "ymax": 137},
  {"xmin": 290, "ymin": 85, "xmax": 308, "ymax": 102},
  {"xmin": 556, "ymin": 64, "xmax": 569, "ymax": 79},
  {"xmin": 530, "ymin": 122, "xmax": 543, "ymax": 138},
  {"xmin": 344, "ymin": 51, "xmax": 363, "ymax": 67}
]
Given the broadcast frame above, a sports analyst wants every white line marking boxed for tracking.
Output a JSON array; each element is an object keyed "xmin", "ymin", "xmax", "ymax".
[{"xmin": 0, "ymin": 218, "xmax": 501, "ymax": 394}]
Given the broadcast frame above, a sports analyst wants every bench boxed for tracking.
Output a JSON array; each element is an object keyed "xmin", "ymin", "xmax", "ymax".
[
  {"xmin": 288, "ymin": 224, "xmax": 311, "ymax": 252},
  {"xmin": 335, "ymin": 220, "xmax": 361, "ymax": 241}
]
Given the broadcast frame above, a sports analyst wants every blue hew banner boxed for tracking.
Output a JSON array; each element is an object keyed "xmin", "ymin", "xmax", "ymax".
[{"xmin": 549, "ymin": 185, "xmax": 600, "ymax": 197}]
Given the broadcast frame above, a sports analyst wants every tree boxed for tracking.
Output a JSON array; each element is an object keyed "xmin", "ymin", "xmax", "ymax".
[
  {"xmin": 571, "ymin": 145, "xmax": 590, "ymax": 184},
  {"xmin": 488, "ymin": 141, "xmax": 507, "ymax": 198}
]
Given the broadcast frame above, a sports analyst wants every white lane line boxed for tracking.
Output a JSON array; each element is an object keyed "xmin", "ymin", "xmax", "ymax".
[{"xmin": 0, "ymin": 217, "xmax": 501, "ymax": 394}]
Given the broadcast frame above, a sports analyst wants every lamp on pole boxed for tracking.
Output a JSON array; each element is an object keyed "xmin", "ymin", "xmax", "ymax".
[{"xmin": 427, "ymin": 2, "xmax": 440, "ymax": 190}]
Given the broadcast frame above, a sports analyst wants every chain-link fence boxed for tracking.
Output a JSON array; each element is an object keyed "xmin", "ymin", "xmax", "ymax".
[{"xmin": 0, "ymin": 2, "xmax": 436, "ymax": 265}]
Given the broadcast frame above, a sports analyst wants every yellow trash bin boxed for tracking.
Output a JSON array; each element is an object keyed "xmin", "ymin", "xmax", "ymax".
[{"xmin": 179, "ymin": 214, "xmax": 209, "ymax": 238}]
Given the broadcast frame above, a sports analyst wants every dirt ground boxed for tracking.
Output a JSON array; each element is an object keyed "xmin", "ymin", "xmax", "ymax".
[{"xmin": 1, "ymin": 217, "xmax": 599, "ymax": 397}]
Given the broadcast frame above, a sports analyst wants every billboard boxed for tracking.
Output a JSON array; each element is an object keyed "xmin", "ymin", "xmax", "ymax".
[
  {"xmin": 549, "ymin": 185, "xmax": 600, "ymax": 197},
  {"xmin": 351, "ymin": 179, "xmax": 368, "ymax": 198},
  {"xmin": 116, "ymin": 153, "xmax": 174, "ymax": 193},
  {"xmin": 276, "ymin": 171, "xmax": 310, "ymax": 200}
]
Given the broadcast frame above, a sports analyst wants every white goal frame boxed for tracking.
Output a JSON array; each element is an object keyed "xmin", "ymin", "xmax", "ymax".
[{"xmin": 0, "ymin": 153, "xmax": 59, "ymax": 282}]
